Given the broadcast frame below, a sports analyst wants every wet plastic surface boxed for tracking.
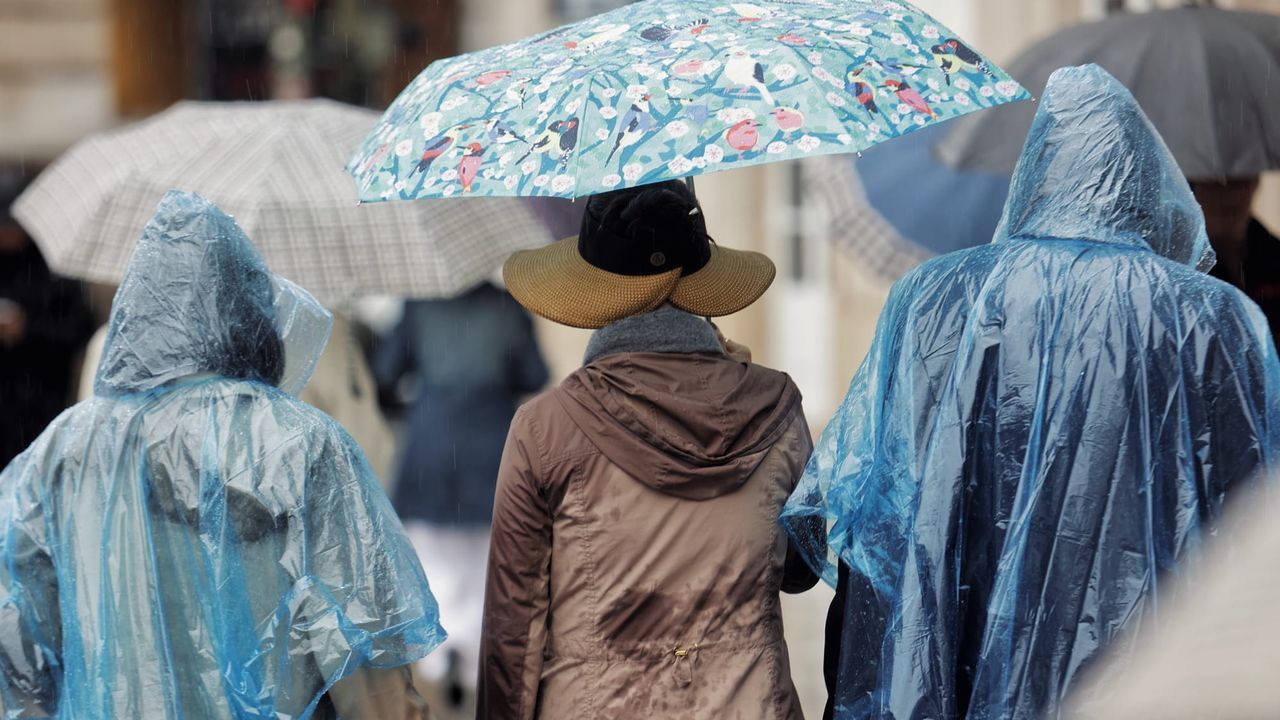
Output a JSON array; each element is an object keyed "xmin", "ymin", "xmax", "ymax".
[
  {"xmin": 782, "ymin": 66, "xmax": 1280, "ymax": 719},
  {"xmin": 0, "ymin": 192, "xmax": 444, "ymax": 719}
]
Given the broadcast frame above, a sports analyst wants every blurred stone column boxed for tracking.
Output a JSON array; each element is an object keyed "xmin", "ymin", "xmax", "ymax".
[
  {"xmin": 910, "ymin": 0, "xmax": 979, "ymax": 46},
  {"xmin": 459, "ymin": 0, "xmax": 552, "ymax": 52},
  {"xmin": 971, "ymin": 0, "xmax": 1083, "ymax": 63},
  {"xmin": 110, "ymin": 0, "xmax": 190, "ymax": 116},
  {"xmin": 378, "ymin": 0, "xmax": 460, "ymax": 108},
  {"xmin": 698, "ymin": 169, "xmax": 770, "ymax": 364}
]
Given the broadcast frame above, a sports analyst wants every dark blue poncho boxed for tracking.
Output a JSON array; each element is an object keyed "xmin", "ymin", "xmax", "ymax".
[{"xmin": 783, "ymin": 65, "xmax": 1280, "ymax": 719}]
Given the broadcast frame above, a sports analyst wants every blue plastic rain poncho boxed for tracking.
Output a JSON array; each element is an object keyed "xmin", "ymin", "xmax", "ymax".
[
  {"xmin": 782, "ymin": 65, "xmax": 1280, "ymax": 720},
  {"xmin": 0, "ymin": 192, "xmax": 444, "ymax": 719}
]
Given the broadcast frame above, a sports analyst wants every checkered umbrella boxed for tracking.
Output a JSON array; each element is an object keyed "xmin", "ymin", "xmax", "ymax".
[{"xmin": 14, "ymin": 99, "xmax": 551, "ymax": 305}]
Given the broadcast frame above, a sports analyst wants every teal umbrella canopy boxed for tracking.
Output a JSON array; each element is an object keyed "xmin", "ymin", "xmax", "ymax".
[{"xmin": 350, "ymin": 0, "xmax": 1030, "ymax": 200}]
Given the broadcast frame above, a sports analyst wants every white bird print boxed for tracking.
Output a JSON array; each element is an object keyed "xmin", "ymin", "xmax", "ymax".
[
  {"xmin": 731, "ymin": 3, "xmax": 774, "ymax": 21},
  {"xmin": 567, "ymin": 23, "xmax": 632, "ymax": 52},
  {"xmin": 725, "ymin": 48, "xmax": 775, "ymax": 106},
  {"xmin": 503, "ymin": 78, "xmax": 531, "ymax": 109},
  {"xmin": 605, "ymin": 96, "xmax": 656, "ymax": 165}
]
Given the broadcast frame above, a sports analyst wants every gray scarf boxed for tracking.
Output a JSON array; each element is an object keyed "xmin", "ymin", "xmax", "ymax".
[{"xmin": 584, "ymin": 306, "xmax": 724, "ymax": 365}]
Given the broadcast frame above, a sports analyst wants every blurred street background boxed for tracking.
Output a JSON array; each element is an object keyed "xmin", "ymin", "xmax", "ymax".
[{"xmin": 3, "ymin": 0, "xmax": 1280, "ymax": 717}]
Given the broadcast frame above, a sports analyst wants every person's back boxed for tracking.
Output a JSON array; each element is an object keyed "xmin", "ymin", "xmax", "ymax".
[
  {"xmin": 378, "ymin": 282, "xmax": 548, "ymax": 524},
  {"xmin": 784, "ymin": 66, "xmax": 1280, "ymax": 720},
  {"xmin": 854, "ymin": 239, "xmax": 1271, "ymax": 716},
  {"xmin": 394, "ymin": 283, "xmax": 539, "ymax": 393},
  {"xmin": 480, "ymin": 183, "xmax": 817, "ymax": 719},
  {"xmin": 0, "ymin": 192, "xmax": 443, "ymax": 719},
  {"xmin": 375, "ymin": 283, "xmax": 548, "ymax": 710}
]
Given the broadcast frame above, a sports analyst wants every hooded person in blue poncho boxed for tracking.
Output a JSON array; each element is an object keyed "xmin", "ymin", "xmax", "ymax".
[
  {"xmin": 783, "ymin": 65, "xmax": 1280, "ymax": 720},
  {"xmin": 0, "ymin": 191, "xmax": 445, "ymax": 719}
]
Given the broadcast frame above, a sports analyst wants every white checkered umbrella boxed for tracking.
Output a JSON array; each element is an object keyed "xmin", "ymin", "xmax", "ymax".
[{"xmin": 14, "ymin": 99, "xmax": 551, "ymax": 305}]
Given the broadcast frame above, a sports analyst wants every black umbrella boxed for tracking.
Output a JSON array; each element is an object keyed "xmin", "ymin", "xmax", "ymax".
[{"xmin": 937, "ymin": 5, "xmax": 1280, "ymax": 180}]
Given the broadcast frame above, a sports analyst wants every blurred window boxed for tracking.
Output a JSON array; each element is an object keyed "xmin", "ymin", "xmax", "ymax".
[
  {"xmin": 1082, "ymin": 0, "xmax": 1157, "ymax": 19},
  {"xmin": 766, "ymin": 163, "xmax": 836, "ymax": 421}
]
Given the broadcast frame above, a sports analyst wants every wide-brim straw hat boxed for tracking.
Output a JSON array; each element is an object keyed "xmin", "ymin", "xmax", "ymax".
[
  {"xmin": 506, "ymin": 181, "xmax": 776, "ymax": 330},
  {"xmin": 504, "ymin": 235, "xmax": 776, "ymax": 329}
]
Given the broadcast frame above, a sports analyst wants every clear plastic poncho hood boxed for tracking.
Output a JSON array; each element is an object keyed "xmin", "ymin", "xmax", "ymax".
[
  {"xmin": 782, "ymin": 66, "xmax": 1280, "ymax": 720},
  {"xmin": 994, "ymin": 64, "xmax": 1214, "ymax": 272},
  {"xmin": 94, "ymin": 191, "xmax": 331, "ymax": 397},
  {"xmin": 0, "ymin": 191, "xmax": 444, "ymax": 719}
]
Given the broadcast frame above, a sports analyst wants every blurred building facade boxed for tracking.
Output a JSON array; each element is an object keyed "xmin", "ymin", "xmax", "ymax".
[
  {"xmin": 0, "ymin": 0, "xmax": 458, "ymax": 147},
  {"xmin": 0, "ymin": 0, "xmax": 114, "ymax": 161}
]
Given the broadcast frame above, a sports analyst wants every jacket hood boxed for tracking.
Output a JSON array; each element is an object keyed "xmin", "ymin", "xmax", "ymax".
[
  {"xmin": 995, "ymin": 64, "xmax": 1214, "ymax": 272},
  {"xmin": 95, "ymin": 191, "xmax": 332, "ymax": 396},
  {"xmin": 558, "ymin": 309, "xmax": 801, "ymax": 500}
]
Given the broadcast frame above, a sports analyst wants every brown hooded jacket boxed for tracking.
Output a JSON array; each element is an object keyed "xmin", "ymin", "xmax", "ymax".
[{"xmin": 478, "ymin": 309, "xmax": 816, "ymax": 719}]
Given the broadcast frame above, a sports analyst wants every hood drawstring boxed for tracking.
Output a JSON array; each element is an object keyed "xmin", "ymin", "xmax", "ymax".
[{"xmin": 671, "ymin": 643, "xmax": 700, "ymax": 688}]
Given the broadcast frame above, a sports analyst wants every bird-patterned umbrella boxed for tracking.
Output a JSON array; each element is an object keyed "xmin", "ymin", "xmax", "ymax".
[{"xmin": 349, "ymin": 0, "xmax": 1031, "ymax": 201}]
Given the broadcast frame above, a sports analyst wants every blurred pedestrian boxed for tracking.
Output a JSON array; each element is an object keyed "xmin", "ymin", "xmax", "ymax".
[
  {"xmin": 299, "ymin": 314, "xmax": 398, "ymax": 486},
  {"xmin": 0, "ymin": 169, "xmax": 93, "ymax": 466},
  {"xmin": 374, "ymin": 281, "xmax": 549, "ymax": 710},
  {"xmin": 1193, "ymin": 177, "xmax": 1280, "ymax": 349},
  {"xmin": 0, "ymin": 192, "xmax": 444, "ymax": 719},
  {"xmin": 782, "ymin": 66, "xmax": 1280, "ymax": 720},
  {"xmin": 479, "ymin": 181, "xmax": 818, "ymax": 719}
]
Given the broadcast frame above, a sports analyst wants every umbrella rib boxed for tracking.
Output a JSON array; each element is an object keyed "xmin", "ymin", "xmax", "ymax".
[{"xmin": 569, "ymin": 74, "xmax": 599, "ymax": 199}]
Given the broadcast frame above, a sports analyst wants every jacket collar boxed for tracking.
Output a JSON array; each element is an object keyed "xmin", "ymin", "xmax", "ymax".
[{"xmin": 584, "ymin": 306, "xmax": 724, "ymax": 365}]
